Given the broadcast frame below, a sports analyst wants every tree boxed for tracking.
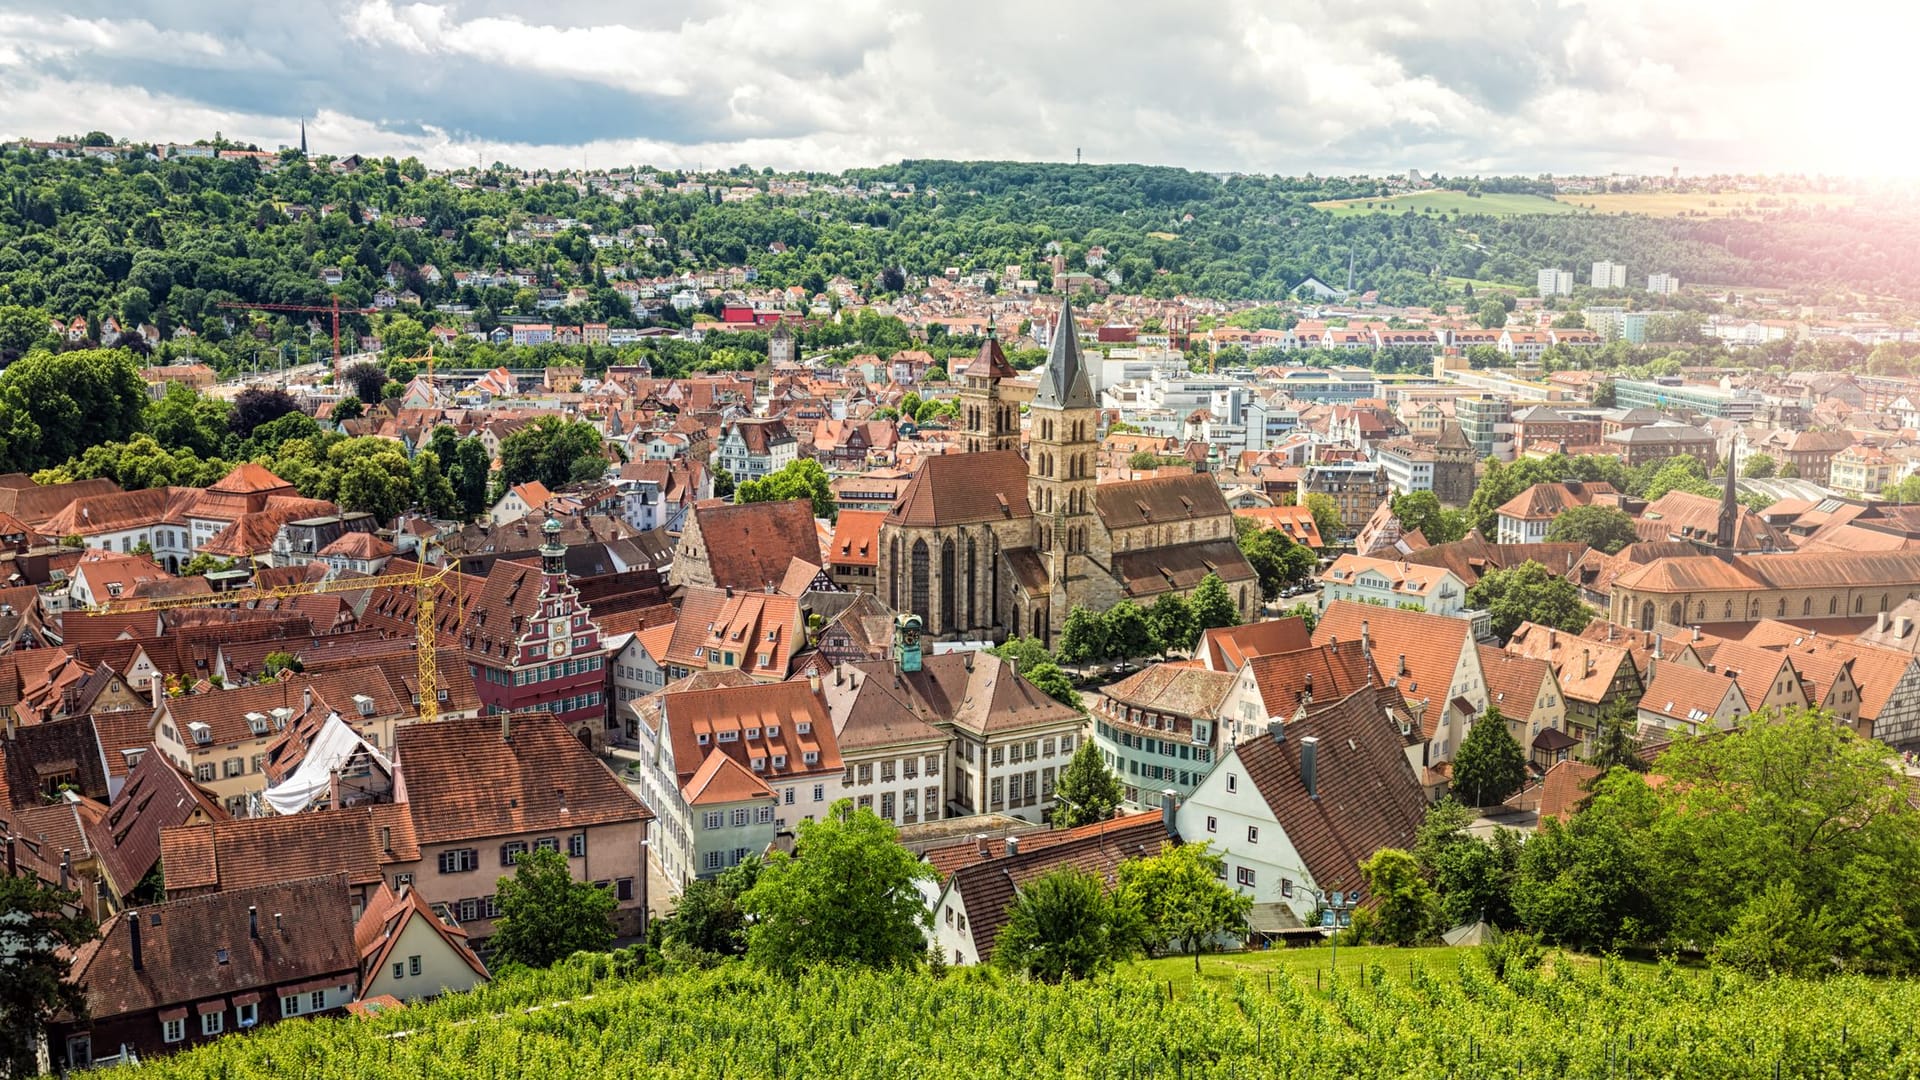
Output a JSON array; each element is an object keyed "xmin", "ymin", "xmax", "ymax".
[
  {"xmin": 1778, "ymin": 460, "xmax": 1800, "ymax": 479},
  {"xmin": 1742, "ymin": 452, "xmax": 1777, "ymax": 479},
  {"xmin": 144, "ymin": 381, "xmax": 230, "ymax": 458},
  {"xmin": 1148, "ymin": 592, "xmax": 1199, "ymax": 654},
  {"xmin": 1640, "ymin": 455, "xmax": 1717, "ymax": 501},
  {"xmin": 1415, "ymin": 801, "xmax": 1520, "ymax": 930},
  {"xmin": 1476, "ymin": 298, "xmax": 1509, "ymax": 329},
  {"xmin": 450, "ymin": 435, "xmax": 492, "ymax": 519},
  {"xmin": 1056, "ymin": 606, "xmax": 1108, "ymax": 664},
  {"xmin": 411, "ymin": 448, "xmax": 460, "ymax": 519},
  {"xmin": 1116, "ymin": 841, "xmax": 1252, "ymax": 973},
  {"xmin": 1466, "ymin": 560, "xmax": 1593, "ymax": 640},
  {"xmin": 1585, "ymin": 695, "xmax": 1647, "ymax": 772},
  {"xmin": 1544, "ymin": 504, "xmax": 1639, "ymax": 555},
  {"xmin": 655, "ymin": 858, "xmax": 758, "ymax": 966},
  {"xmin": 734, "ymin": 458, "xmax": 836, "ymax": 520},
  {"xmin": 990, "ymin": 635, "xmax": 1053, "ymax": 675},
  {"xmin": 228, "ymin": 387, "xmax": 301, "ymax": 439},
  {"xmin": 1189, "ymin": 572, "xmax": 1240, "ymax": 632},
  {"xmin": 712, "ymin": 467, "xmax": 736, "ymax": 500},
  {"xmin": 0, "ymin": 873, "xmax": 96, "ymax": 1079},
  {"xmin": 489, "ymin": 847, "xmax": 617, "ymax": 968},
  {"xmin": 1023, "ymin": 661, "xmax": 1081, "ymax": 711},
  {"xmin": 739, "ymin": 801, "xmax": 935, "ymax": 975},
  {"xmin": 1450, "ymin": 706, "xmax": 1528, "ymax": 806},
  {"xmin": 340, "ymin": 362, "xmax": 388, "ymax": 403},
  {"xmin": 333, "ymin": 440, "xmax": 416, "ymax": 521},
  {"xmin": 0, "ymin": 348, "xmax": 147, "ymax": 472},
  {"xmin": 333, "ymin": 395, "xmax": 366, "ymax": 422},
  {"xmin": 1053, "ymin": 741, "xmax": 1124, "ymax": 828},
  {"xmin": 499, "ymin": 416, "xmax": 607, "ymax": 489},
  {"xmin": 1389, "ymin": 491, "xmax": 1468, "ymax": 546},
  {"xmin": 0, "ymin": 304, "xmax": 55, "ymax": 361},
  {"xmin": 1303, "ymin": 492, "xmax": 1343, "ymax": 544},
  {"xmin": 1359, "ymin": 848, "xmax": 1438, "ymax": 946},
  {"xmin": 1235, "ymin": 517, "xmax": 1317, "ymax": 601},
  {"xmin": 992, "ymin": 867, "xmax": 1143, "ymax": 982},
  {"xmin": 1101, "ymin": 600, "xmax": 1155, "ymax": 660},
  {"xmin": 1510, "ymin": 769, "xmax": 1667, "ymax": 953}
]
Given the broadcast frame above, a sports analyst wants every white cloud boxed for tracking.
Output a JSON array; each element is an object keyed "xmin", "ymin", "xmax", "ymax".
[{"xmin": 0, "ymin": 0, "xmax": 1914, "ymax": 174}]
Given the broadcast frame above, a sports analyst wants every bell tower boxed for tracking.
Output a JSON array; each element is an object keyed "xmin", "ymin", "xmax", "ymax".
[
  {"xmin": 1028, "ymin": 303, "xmax": 1098, "ymax": 559},
  {"xmin": 958, "ymin": 317, "xmax": 1020, "ymax": 454},
  {"xmin": 540, "ymin": 517, "xmax": 567, "ymax": 592}
]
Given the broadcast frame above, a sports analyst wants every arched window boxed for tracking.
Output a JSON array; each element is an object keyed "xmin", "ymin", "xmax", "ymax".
[
  {"xmin": 1803, "ymin": 597, "xmax": 1812, "ymax": 616},
  {"xmin": 1641, "ymin": 601, "xmax": 1656, "ymax": 631},
  {"xmin": 1778, "ymin": 598, "xmax": 1787, "ymax": 616},
  {"xmin": 888, "ymin": 537, "xmax": 900, "ymax": 609},
  {"xmin": 1856, "ymin": 596, "xmax": 1864, "ymax": 614},
  {"xmin": 1724, "ymin": 600, "xmax": 1734, "ymax": 619},
  {"xmin": 966, "ymin": 535, "xmax": 978, "ymax": 628},
  {"xmin": 911, "ymin": 539, "xmax": 931, "ymax": 623},
  {"xmin": 1669, "ymin": 602, "xmax": 1683, "ymax": 626},
  {"xmin": 1697, "ymin": 601, "xmax": 1707, "ymax": 619},
  {"xmin": 940, "ymin": 539, "xmax": 957, "ymax": 634}
]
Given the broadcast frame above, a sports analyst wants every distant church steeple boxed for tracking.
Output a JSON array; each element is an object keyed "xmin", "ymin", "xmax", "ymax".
[
  {"xmin": 1716, "ymin": 454, "xmax": 1740, "ymax": 552},
  {"xmin": 299, "ymin": 118, "xmax": 308, "ymax": 157}
]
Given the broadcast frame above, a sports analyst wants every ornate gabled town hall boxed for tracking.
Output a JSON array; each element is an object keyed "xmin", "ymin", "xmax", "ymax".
[{"xmin": 879, "ymin": 305, "xmax": 1257, "ymax": 645}]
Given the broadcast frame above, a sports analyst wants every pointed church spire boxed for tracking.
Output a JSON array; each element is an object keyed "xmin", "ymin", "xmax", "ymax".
[
  {"xmin": 1034, "ymin": 302, "xmax": 1093, "ymax": 410},
  {"xmin": 1716, "ymin": 452, "xmax": 1740, "ymax": 551},
  {"xmin": 299, "ymin": 118, "xmax": 308, "ymax": 157}
]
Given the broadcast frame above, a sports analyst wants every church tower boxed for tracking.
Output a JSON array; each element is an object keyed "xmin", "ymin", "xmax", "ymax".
[
  {"xmin": 958, "ymin": 317, "xmax": 1020, "ymax": 454},
  {"xmin": 1715, "ymin": 453, "xmax": 1740, "ymax": 553},
  {"xmin": 1028, "ymin": 302, "xmax": 1099, "ymax": 561}
]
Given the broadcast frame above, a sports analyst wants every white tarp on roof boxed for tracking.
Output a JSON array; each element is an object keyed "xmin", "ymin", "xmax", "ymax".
[{"xmin": 263, "ymin": 713, "xmax": 391, "ymax": 816}]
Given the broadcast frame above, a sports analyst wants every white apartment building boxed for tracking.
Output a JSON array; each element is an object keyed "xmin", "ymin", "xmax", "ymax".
[
  {"xmin": 1591, "ymin": 261, "xmax": 1627, "ymax": 289},
  {"xmin": 1536, "ymin": 268, "xmax": 1573, "ymax": 297},
  {"xmin": 1647, "ymin": 273, "xmax": 1681, "ymax": 296}
]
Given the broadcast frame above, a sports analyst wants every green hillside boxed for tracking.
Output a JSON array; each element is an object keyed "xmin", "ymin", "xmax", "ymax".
[{"xmin": 1312, "ymin": 190, "xmax": 1580, "ymax": 217}]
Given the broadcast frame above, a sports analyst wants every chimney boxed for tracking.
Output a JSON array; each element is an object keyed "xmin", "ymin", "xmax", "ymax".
[
  {"xmin": 1302, "ymin": 671, "xmax": 1314, "ymax": 703},
  {"xmin": 60, "ymin": 849, "xmax": 70, "ymax": 889},
  {"xmin": 249, "ymin": 906, "xmax": 259, "ymax": 940},
  {"xmin": 725, "ymin": 585, "xmax": 734, "ymax": 599},
  {"xmin": 1360, "ymin": 621, "xmax": 1371, "ymax": 657},
  {"xmin": 1005, "ymin": 836, "xmax": 1020, "ymax": 857},
  {"xmin": 1300, "ymin": 736, "xmax": 1320, "ymax": 800},
  {"xmin": 4, "ymin": 835, "xmax": 14, "ymax": 876},
  {"xmin": 302, "ymin": 686, "xmax": 313, "ymax": 713},
  {"xmin": 501, "ymin": 713, "xmax": 511, "ymax": 743},
  {"xmin": 1653, "ymin": 635, "xmax": 1663, "ymax": 661},
  {"xmin": 1900, "ymin": 616, "xmax": 1914, "ymax": 640},
  {"xmin": 807, "ymin": 672, "xmax": 821, "ymax": 696},
  {"xmin": 1584, "ymin": 650, "xmax": 1595, "ymax": 678},
  {"xmin": 975, "ymin": 833, "xmax": 989, "ymax": 858},
  {"xmin": 1268, "ymin": 719, "xmax": 1286, "ymax": 743},
  {"xmin": 1160, "ymin": 789, "xmax": 1178, "ymax": 838},
  {"xmin": 1548, "ymin": 628, "xmax": 1557, "ymax": 649},
  {"xmin": 835, "ymin": 668, "xmax": 844, "ymax": 688},
  {"xmin": 380, "ymin": 826, "xmax": 392, "ymax": 854},
  {"xmin": 1878, "ymin": 611, "xmax": 1891, "ymax": 633},
  {"xmin": 128, "ymin": 908, "xmax": 143, "ymax": 972},
  {"xmin": 1397, "ymin": 653, "xmax": 1408, "ymax": 677},
  {"xmin": 150, "ymin": 673, "xmax": 163, "ymax": 708},
  {"xmin": 1692, "ymin": 626, "xmax": 1701, "ymax": 642}
]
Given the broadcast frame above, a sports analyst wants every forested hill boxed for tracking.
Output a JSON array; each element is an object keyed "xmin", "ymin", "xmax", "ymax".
[{"xmin": 2, "ymin": 148, "xmax": 1916, "ymax": 346}]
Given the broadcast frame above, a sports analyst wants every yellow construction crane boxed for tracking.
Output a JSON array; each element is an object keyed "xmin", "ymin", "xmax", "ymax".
[{"xmin": 94, "ymin": 560, "xmax": 462, "ymax": 723}]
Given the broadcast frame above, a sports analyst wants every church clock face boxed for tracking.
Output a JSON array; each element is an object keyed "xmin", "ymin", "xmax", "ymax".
[
  {"xmin": 550, "ymin": 619, "xmax": 571, "ymax": 657},
  {"xmin": 902, "ymin": 625, "xmax": 920, "ymax": 648}
]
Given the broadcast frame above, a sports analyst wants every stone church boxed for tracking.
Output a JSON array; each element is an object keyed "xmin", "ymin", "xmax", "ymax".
[{"xmin": 879, "ymin": 304, "xmax": 1258, "ymax": 645}]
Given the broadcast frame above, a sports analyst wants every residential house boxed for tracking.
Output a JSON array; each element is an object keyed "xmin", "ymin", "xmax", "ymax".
[
  {"xmin": 353, "ymin": 882, "xmax": 489, "ymax": 1003},
  {"xmin": 488, "ymin": 481, "xmax": 553, "ymax": 527},
  {"xmin": 1477, "ymin": 646, "xmax": 1574, "ymax": 768},
  {"xmin": 826, "ymin": 509, "xmax": 885, "ymax": 593},
  {"xmin": 1494, "ymin": 481, "xmax": 1619, "ymax": 545},
  {"xmin": 662, "ymin": 586, "xmax": 801, "ymax": 683},
  {"xmin": 671, "ymin": 498, "xmax": 821, "ymax": 593},
  {"xmin": 1638, "ymin": 661, "xmax": 1748, "ymax": 733},
  {"xmin": 712, "ymin": 418, "xmax": 797, "ymax": 484},
  {"xmin": 1316, "ymin": 555, "xmax": 1469, "ymax": 616},
  {"xmin": 1173, "ymin": 682, "xmax": 1427, "ymax": 930},
  {"xmin": 1505, "ymin": 622, "xmax": 1643, "ymax": 739},
  {"xmin": 1312, "ymin": 601, "xmax": 1486, "ymax": 778},
  {"xmin": 820, "ymin": 660, "xmax": 950, "ymax": 827},
  {"xmin": 1088, "ymin": 663, "xmax": 1239, "ymax": 808}
]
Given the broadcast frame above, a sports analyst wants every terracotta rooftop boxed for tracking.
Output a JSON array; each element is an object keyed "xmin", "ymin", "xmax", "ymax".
[
  {"xmin": 1477, "ymin": 646, "xmax": 1556, "ymax": 724},
  {"xmin": 1507, "ymin": 622, "xmax": 1637, "ymax": 706},
  {"xmin": 1200, "ymin": 617, "xmax": 1312, "ymax": 673},
  {"xmin": 397, "ymin": 713, "xmax": 650, "ymax": 845},
  {"xmin": 942, "ymin": 813, "xmax": 1169, "ymax": 960},
  {"xmin": 828, "ymin": 509, "xmax": 885, "ymax": 569},
  {"xmin": 690, "ymin": 498, "xmax": 822, "ymax": 592},
  {"xmin": 95, "ymin": 751, "xmax": 226, "ymax": 898},
  {"xmin": 886, "ymin": 450, "xmax": 1031, "ymax": 528},
  {"xmin": 1312, "ymin": 601, "xmax": 1473, "ymax": 721}
]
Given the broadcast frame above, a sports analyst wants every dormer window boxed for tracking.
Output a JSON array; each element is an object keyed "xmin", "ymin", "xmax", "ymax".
[
  {"xmin": 803, "ymin": 751, "xmax": 819, "ymax": 764},
  {"xmin": 697, "ymin": 733, "xmax": 709, "ymax": 745},
  {"xmin": 745, "ymin": 727, "xmax": 761, "ymax": 740},
  {"xmin": 751, "ymin": 757, "xmax": 765, "ymax": 771},
  {"xmin": 717, "ymin": 729, "xmax": 738, "ymax": 742},
  {"xmin": 766, "ymin": 724, "xmax": 780, "ymax": 738},
  {"xmin": 773, "ymin": 754, "xmax": 787, "ymax": 768},
  {"xmin": 796, "ymin": 721, "xmax": 812, "ymax": 735}
]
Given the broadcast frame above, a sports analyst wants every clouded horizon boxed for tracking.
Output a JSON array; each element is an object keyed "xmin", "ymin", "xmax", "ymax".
[{"xmin": 0, "ymin": 1, "xmax": 1909, "ymax": 177}]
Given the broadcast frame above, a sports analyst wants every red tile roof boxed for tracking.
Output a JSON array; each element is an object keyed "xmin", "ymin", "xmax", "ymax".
[
  {"xmin": 942, "ymin": 814, "xmax": 1170, "ymax": 959},
  {"xmin": 886, "ymin": 450, "xmax": 1031, "ymax": 528},
  {"xmin": 828, "ymin": 509, "xmax": 885, "ymax": 568},
  {"xmin": 1200, "ymin": 617, "xmax": 1311, "ymax": 672},
  {"xmin": 689, "ymin": 499, "xmax": 822, "ymax": 592},
  {"xmin": 396, "ymin": 713, "xmax": 649, "ymax": 845},
  {"xmin": 96, "ymin": 752, "xmax": 226, "ymax": 897}
]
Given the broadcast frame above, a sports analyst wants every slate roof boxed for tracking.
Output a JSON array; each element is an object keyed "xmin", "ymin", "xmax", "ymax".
[
  {"xmin": 67, "ymin": 874, "xmax": 359, "ymax": 1023},
  {"xmin": 886, "ymin": 450, "xmax": 1032, "ymax": 528},
  {"xmin": 945, "ymin": 813, "xmax": 1167, "ymax": 960},
  {"xmin": 844, "ymin": 651, "xmax": 1081, "ymax": 737},
  {"xmin": 1237, "ymin": 685, "xmax": 1429, "ymax": 895},
  {"xmin": 1032, "ymin": 303, "xmax": 1094, "ymax": 410},
  {"xmin": 1110, "ymin": 539, "xmax": 1258, "ymax": 600},
  {"xmin": 397, "ymin": 713, "xmax": 650, "ymax": 845},
  {"xmin": 691, "ymin": 498, "xmax": 822, "ymax": 592},
  {"xmin": 1094, "ymin": 473, "xmax": 1232, "ymax": 530}
]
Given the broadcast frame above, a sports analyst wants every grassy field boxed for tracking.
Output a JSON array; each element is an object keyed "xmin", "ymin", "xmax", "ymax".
[
  {"xmin": 1311, "ymin": 190, "xmax": 1577, "ymax": 217},
  {"xmin": 1561, "ymin": 190, "xmax": 1859, "ymax": 217}
]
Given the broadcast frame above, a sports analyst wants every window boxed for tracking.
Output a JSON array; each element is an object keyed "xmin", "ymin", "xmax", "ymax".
[
  {"xmin": 194, "ymin": 762, "xmax": 215, "ymax": 783},
  {"xmin": 1043, "ymin": 737, "xmax": 1056, "ymax": 757},
  {"xmin": 616, "ymin": 877, "xmax": 634, "ymax": 901},
  {"xmin": 409, "ymin": 955, "xmax": 422, "ymax": 976},
  {"xmin": 880, "ymin": 760, "xmax": 896, "ymax": 782},
  {"xmin": 755, "ymin": 806, "xmax": 775, "ymax": 824},
  {"xmin": 1206, "ymin": 815, "xmax": 1218, "ymax": 833},
  {"xmin": 705, "ymin": 851, "xmax": 723, "ymax": 870},
  {"xmin": 163, "ymin": 1018, "xmax": 186, "ymax": 1043},
  {"xmin": 1281, "ymin": 878, "xmax": 1294, "ymax": 898},
  {"xmin": 501, "ymin": 841, "xmax": 528, "ymax": 866},
  {"xmin": 439, "ymin": 848, "xmax": 478, "ymax": 874},
  {"xmin": 394, "ymin": 962, "xmax": 406, "ymax": 980},
  {"xmin": 1247, "ymin": 826, "xmax": 1260, "ymax": 844},
  {"xmin": 1236, "ymin": 866, "xmax": 1256, "ymax": 887},
  {"xmin": 703, "ymin": 811, "xmax": 723, "ymax": 829},
  {"xmin": 202, "ymin": 1010, "xmax": 224, "ymax": 1036},
  {"xmin": 236, "ymin": 1002, "xmax": 257, "ymax": 1027},
  {"xmin": 568, "ymin": 833, "xmax": 587, "ymax": 858},
  {"xmin": 1226, "ymin": 773, "xmax": 1238, "ymax": 793},
  {"xmin": 310, "ymin": 991, "xmax": 326, "ymax": 1012},
  {"xmin": 281, "ymin": 996, "xmax": 300, "ymax": 1018},
  {"xmin": 783, "ymin": 788, "xmax": 795, "ymax": 805},
  {"xmin": 730, "ymin": 808, "xmax": 749, "ymax": 827},
  {"xmin": 990, "ymin": 746, "xmax": 1005, "ymax": 767},
  {"xmin": 1061, "ymin": 734, "xmax": 1076, "ymax": 753},
  {"xmin": 536, "ymin": 837, "xmax": 559, "ymax": 853},
  {"xmin": 812, "ymin": 784, "xmax": 825, "ymax": 802}
]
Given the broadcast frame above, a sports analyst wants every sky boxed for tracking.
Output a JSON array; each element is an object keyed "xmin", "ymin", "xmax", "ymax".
[{"xmin": 0, "ymin": 0, "xmax": 1912, "ymax": 177}]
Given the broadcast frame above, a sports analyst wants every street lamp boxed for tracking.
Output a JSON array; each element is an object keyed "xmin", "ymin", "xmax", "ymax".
[{"xmin": 1308, "ymin": 884, "xmax": 1363, "ymax": 978}]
